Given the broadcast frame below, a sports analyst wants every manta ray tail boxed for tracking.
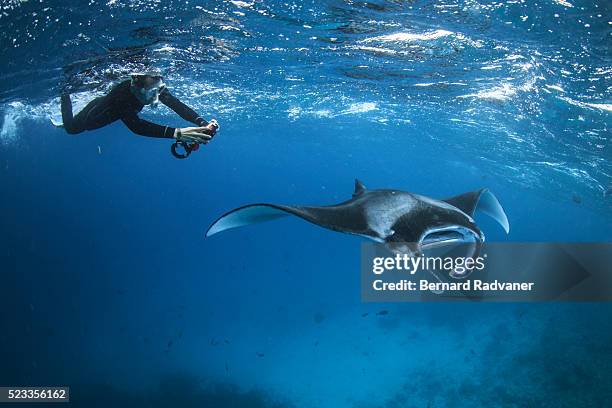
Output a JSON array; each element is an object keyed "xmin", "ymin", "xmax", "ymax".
[{"xmin": 444, "ymin": 189, "xmax": 510, "ymax": 233}]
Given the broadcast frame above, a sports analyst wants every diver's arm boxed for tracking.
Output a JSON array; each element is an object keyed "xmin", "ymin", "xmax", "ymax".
[
  {"xmin": 159, "ymin": 88, "xmax": 208, "ymax": 127},
  {"xmin": 122, "ymin": 113, "xmax": 213, "ymax": 143},
  {"xmin": 121, "ymin": 113, "xmax": 175, "ymax": 138}
]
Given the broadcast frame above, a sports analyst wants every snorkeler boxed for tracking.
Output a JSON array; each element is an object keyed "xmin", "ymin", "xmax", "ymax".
[{"xmin": 60, "ymin": 72, "xmax": 218, "ymax": 158}]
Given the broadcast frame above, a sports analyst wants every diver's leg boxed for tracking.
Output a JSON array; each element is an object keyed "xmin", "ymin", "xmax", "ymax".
[{"xmin": 61, "ymin": 95, "xmax": 105, "ymax": 134}]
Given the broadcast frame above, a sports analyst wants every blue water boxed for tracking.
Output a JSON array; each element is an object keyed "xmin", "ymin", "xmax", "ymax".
[{"xmin": 1, "ymin": 0, "xmax": 611, "ymax": 407}]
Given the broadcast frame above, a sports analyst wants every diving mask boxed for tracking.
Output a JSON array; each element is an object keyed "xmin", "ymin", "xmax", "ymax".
[{"xmin": 130, "ymin": 73, "xmax": 166, "ymax": 105}]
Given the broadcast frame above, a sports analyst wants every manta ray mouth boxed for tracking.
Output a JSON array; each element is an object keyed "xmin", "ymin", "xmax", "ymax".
[
  {"xmin": 420, "ymin": 226, "xmax": 484, "ymax": 279},
  {"xmin": 420, "ymin": 226, "xmax": 482, "ymax": 248}
]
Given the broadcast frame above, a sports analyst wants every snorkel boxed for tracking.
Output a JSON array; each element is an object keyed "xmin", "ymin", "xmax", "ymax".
[{"xmin": 130, "ymin": 73, "xmax": 165, "ymax": 105}]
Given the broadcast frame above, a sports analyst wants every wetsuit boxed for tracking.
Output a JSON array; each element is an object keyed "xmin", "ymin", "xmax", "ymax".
[{"xmin": 61, "ymin": 80, "xmax": 208, "ymax": 137}]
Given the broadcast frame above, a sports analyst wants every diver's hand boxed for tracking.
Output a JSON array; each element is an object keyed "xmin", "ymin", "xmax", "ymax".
[
  {"xmin": 174, "ymin": 127, "xmax": 213, "ymax": 144},
  {"xmin": 202, "ymin": 123, "xmax": 217, "ymax": 136},
  {"xmin": 205, "ymin": 119, "xmax": 219, "ymax": 136}
]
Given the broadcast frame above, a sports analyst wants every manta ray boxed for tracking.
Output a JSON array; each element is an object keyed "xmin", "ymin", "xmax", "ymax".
[{"xmin": 206, "ymin": 180, "xmax": 510, "ymax": 278}]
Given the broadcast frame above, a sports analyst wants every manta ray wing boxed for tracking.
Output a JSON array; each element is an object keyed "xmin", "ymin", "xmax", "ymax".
[
  {"xmin": 206, "ymin": 204, "xmax": 293, "ymax": 237},
  {"xmin": 205, "ymin": 203, "xmax": 373, "ymax": 238},
  {"xmin": 444, "ymin": 189, "xmax": 510, "ymax": 233}
]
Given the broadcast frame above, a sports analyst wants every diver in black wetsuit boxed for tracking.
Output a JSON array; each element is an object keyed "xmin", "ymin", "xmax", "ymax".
[{"xmin": 61, "ymin": 73, "xmax": 218, "ymax": 147}]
